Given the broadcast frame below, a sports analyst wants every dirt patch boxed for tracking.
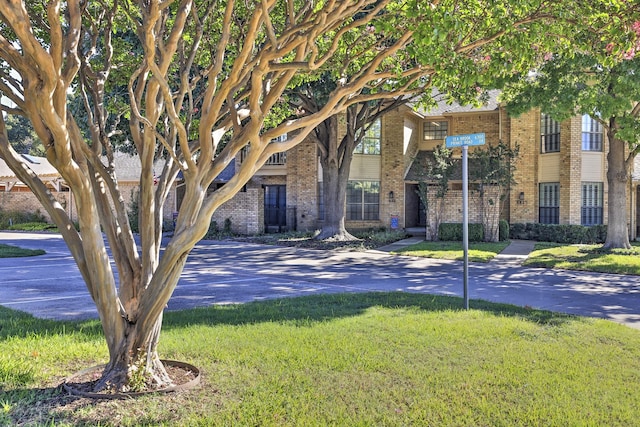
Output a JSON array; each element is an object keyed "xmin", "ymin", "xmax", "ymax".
[{"xmin": 63, "ymin": 360, "xmax": 200, "ymax": 399}]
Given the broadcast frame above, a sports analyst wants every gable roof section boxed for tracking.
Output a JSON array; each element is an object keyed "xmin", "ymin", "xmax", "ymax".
[
  {"xmin": 103, "ymin": 152, "xmax": 167, "ymax": 182},
  {"xmin": 0, "ymin": 154, "xmax": 59, "ymax": 180},
  {"xmin": 0, "ymin": 152, "xmax": 166, "ymax": 183},
  {"xmin": 413, "ymin": 89, "xmax": 501, "ymax": 117}
]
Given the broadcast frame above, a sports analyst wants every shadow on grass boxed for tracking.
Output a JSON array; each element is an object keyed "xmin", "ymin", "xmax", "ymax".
[
  {"xmin": 162, "ymin": 291, "xmax": 578, "ymax": 330},
  {"xmin": 0, "ymin": 292, "xmax": 583, "ymax": 425},
  {"xmin": 0, "ymin": 292, "xmax": 577, "ymax": 342},
  {"xmin": 0, "ymin": 306, "xmax": 103, "ymax": 341}
]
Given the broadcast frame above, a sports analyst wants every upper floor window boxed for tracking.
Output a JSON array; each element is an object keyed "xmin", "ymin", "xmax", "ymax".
[
  {"xmin": 354, "ymin": 119, "xmax": 381, "ymax": 154},
  {"xmin": 582, "ymin": 115, "xmax": 603, "ymax": 152},
  {"xmin": 424, "ymin": 120, "xmax": 448, "ymax": 140},
  {"xmin": 541, "ymin": 113, "xmax": 560, "ymax": 153}
]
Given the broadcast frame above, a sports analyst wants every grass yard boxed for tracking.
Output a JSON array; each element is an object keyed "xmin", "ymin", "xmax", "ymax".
[
  {"xmin": 524, "ymin": 242, "xmax": 640, "ymax": 275},
  {"xmin": 0, "ymin": 243, "xmax": 45, "ymax": 258},
  {"xmin": 392, "ymin": 240, "xmax": 510, "ymax": 262},
  {"xmin": 1, "ymin": 292, "xmax": 639, "ymax": 426}
]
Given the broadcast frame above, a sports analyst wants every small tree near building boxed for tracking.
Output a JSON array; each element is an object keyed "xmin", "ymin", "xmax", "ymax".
[
  {"xmin": 415, "ymin": 145, "xmax": 455, "ymax": 240},
  {"xmin": 469, "ymin": 141, "xmax": 520, "ymax": 242}
]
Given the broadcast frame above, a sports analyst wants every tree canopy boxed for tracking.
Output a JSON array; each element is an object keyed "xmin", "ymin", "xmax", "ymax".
[{"xmin": 501, "ymin": 19, "xmax": 640, "ymax": 248}]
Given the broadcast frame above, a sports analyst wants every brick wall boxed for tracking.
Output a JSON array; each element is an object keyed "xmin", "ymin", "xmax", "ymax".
[
  {"xmin": 425, "ymin": 188, "xmax": 501, "ymax": 241},
  {"xmin": 509, "ymin": 109, "xmax": 538, "ymax": 223},
  {"xmin": 286, "ymin": 139, "xmax": 319, "ymax": 231},
  {"xmin": 379, "ymin": 109, "xmax": 407, "ymax": 229},
  {"xmin": 0, "ymin": 190, "xmax": 74, "ymax": 222},
  {"xmin": 560, "ymin": 116, "xmax": 583, "ymax": 224},
  {"xmin": 211, "ymin": 187, "xmax": 264, "ymax": 235},
  {"xmin": 0, "ymin": 183, "xmax": 176, "ymax": 224}
]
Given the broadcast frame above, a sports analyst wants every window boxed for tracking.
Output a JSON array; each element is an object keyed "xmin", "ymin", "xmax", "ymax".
[
  {"xmin": 539, "ymin": 183, "xmax": 559, "ymax": 224},
  {"xmin": 347, "ymin": 181, "xmax": 380, "ymax": 220},
  {"xmin": 354, "ymin": 119, "xmax": 381, "ymax": 154},
  {"xmin": 424, "ymin": 121, "xmax": 448, "ymax": 140},
  {"xmin": 581, "ymin": 182, "xmax": 603, "ymax": 225},
  {"xmin": 541, "ymin": 113, "xmax": 560, "ymax": 153},
  {"xmin": 582, "ymin": 115, "xmax": 603, "ymax": 151}
]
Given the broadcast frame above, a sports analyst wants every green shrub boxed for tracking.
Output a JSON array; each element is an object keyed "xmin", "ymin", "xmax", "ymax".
[
  {"xmin": 127, "ymin": 190, "xmax": 140, "ymax": 233},
  {"xmin": 203, "ymin": 218, "xmax": 234, "ymax": 240},
  {"xmin": 438, "ymin": 223, "xmax": 484, "ymax": 242},
  {"xmin": 7, "ymin": 222, "xmax": 57, "ymax": 232},
  {"xmin": 498, "ymin": 220, "xmax": 509, "ymax": 241},
  {"xmin": 0, "ymin": 209, "xmax": 47, "ymax": 229},
  {"xmin": 223, "ymin": 218, "xmax": 233, "ymax": 234},
  {"xmin": 352, "ymin": 228, "xmax": 408, "ymax": 243},
  {"xmin": 509, "ymin": 223, "xmax": 607, "ymax": 244}
]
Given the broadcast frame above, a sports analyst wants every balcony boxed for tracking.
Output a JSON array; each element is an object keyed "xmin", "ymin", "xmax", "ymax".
[{"xmin": 240, "ymin": 148, "xmax": 287, "ymax": 166}]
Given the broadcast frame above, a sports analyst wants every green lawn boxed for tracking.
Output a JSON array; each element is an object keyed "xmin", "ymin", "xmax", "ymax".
[
  {"xmin": 524, "ymin": 242, "xmax": 640, "ymax": 275},
  {"xmin": 2, "ymin": 292, "xmax": 639, "ymax": 426},
  {"xmin": 0, "ymin": 243, "xmax": 45, "ymax": 258},
  {"xmin": 393, "ymin": 240, "xmax": 510, "ymax": 262}
]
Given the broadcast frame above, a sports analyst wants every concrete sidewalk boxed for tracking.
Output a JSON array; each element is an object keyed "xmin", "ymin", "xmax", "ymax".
[{"xmin": 378, "ymin": 237, "xmax": 536, "ymax": 266}]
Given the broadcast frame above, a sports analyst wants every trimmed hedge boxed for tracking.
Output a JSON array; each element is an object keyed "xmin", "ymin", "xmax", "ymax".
[
  {"xmin": 509, "ymin": 223, "xmax": 607, "ymax": 244},
  {"xmin": 438, "ymin": 222, "xmax": 484, "ymax": 242}
]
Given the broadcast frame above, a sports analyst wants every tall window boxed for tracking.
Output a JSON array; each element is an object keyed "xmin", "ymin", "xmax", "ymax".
[
  {"xmin": 582, "ymin": 182, "xmax": 603, "ymax": 225},
  {"xmin": 582, "ymin": 115, "xmax": 603, "ymax": 151},
  {"xmin": 541, "ymin": 113, "xmax": 560, "ymax": 153},
  {"xmin": 354, "ymin": 119, "xmax": 381, "ymax": 154},
  {"xmin": 347, "ymin": 181, "xmax": 380, "ymax": 220},
  {"xmin": 424, "ymin": 121, "xmax": 448, "ymax": 140},
  {"xmin": 539, "ymin": 183, "xmax": 560, "ymax": 224}
]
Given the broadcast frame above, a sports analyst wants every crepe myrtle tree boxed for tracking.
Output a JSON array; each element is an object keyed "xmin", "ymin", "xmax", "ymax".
[
  {"xmin": 0, "ymin": 0, "xmax": 636, "ymax": 392},
  {"xmin": 501, "ymin": 21, "xmax": 640, "ymax": 249}
]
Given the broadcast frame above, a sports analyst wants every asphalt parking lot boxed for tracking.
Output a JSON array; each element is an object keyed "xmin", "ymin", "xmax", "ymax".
[{"xmin": 1, "ymin": 231, "xmax": 639, "ymax": 330}]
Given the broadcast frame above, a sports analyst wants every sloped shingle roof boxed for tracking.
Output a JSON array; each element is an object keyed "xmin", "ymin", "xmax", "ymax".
[
  {"xmin": 414, "ymin": 89, "xmax": 501, "ymax": 117},
  {"xmin": 0, "ymin": 154, "xmax": 59, "ymax": 180}
]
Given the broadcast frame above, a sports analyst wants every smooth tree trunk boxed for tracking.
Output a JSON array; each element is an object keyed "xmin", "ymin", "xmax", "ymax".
[
  {"xmin": 316, "ymin": 115, "xmax": 359, "ymax": 241},
  {"xmin": 96, "ymin": 313, "xmax": 169, "ymax": 392},
  {"xmin": 604, "ymin": 131, "xmax": 632, "ymax": 249}
]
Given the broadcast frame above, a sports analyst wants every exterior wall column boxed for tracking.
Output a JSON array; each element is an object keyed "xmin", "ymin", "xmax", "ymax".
[
  {"xmin": 509, "ymin": 109, "xmax": 538, "ymax": 223},
  {"xmin": 286, "ymin": 139, "xmax": 319, "ymax": 232},
  {"xmin": 380, "ymin": 111, "xmax": 406, "ymax": 230},
  {"xmin": 560, "ymin": 116, "xmax": 582, "ymax": 224}
]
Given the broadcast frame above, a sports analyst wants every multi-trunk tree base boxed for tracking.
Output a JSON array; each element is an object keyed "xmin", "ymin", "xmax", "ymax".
[{"xmin": 63, "ymin": 360, "xmax": 200, "ymax": 399}]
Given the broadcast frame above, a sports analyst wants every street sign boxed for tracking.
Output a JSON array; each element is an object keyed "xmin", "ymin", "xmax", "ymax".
[
  {"xmin": 445, "ymin": 133, "xmax": 485, "ymax": 148},
  {"xmin": 443, "ymin": 132, "xmax": 486, "ymax": 310}
]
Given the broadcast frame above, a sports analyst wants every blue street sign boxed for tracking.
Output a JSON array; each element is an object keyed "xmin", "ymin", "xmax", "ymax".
[{"xmin": 445, "ymin": 133, "xmax": 486, "ymax": 148}]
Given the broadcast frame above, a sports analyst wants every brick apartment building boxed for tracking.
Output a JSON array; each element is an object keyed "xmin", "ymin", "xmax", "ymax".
[
  {"xmin": 3, "ymin": 92, "xmax": 639, "ymax": 240},
  {"xmin": 210, "ymin": 91, "xmax": 640, "ymax": 240}
]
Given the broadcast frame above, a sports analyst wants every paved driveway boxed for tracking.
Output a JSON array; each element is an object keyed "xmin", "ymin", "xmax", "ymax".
[{"xmin": 1, "ymin": 232, "xmax": 639, "ymax": 330}]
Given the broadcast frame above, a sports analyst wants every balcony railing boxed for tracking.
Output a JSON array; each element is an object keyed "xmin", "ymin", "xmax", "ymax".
[
  {"xmin": 240, "ymin": 148, "xmax": 286, "ymax": 165},
  {"xmin": 265, "ymin": 151, "xmax": 287, "ymax": 165}
]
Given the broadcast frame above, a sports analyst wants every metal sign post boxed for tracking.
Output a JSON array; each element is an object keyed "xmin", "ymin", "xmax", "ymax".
[{"xmin": 445, "ymin": 133, "xmax": 485, "ymax": 310}]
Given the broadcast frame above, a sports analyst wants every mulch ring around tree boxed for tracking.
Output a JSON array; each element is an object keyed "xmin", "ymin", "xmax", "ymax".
[{"xmin": 62, "ymin": 360, "xmax": 200, "ymax": 400}]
